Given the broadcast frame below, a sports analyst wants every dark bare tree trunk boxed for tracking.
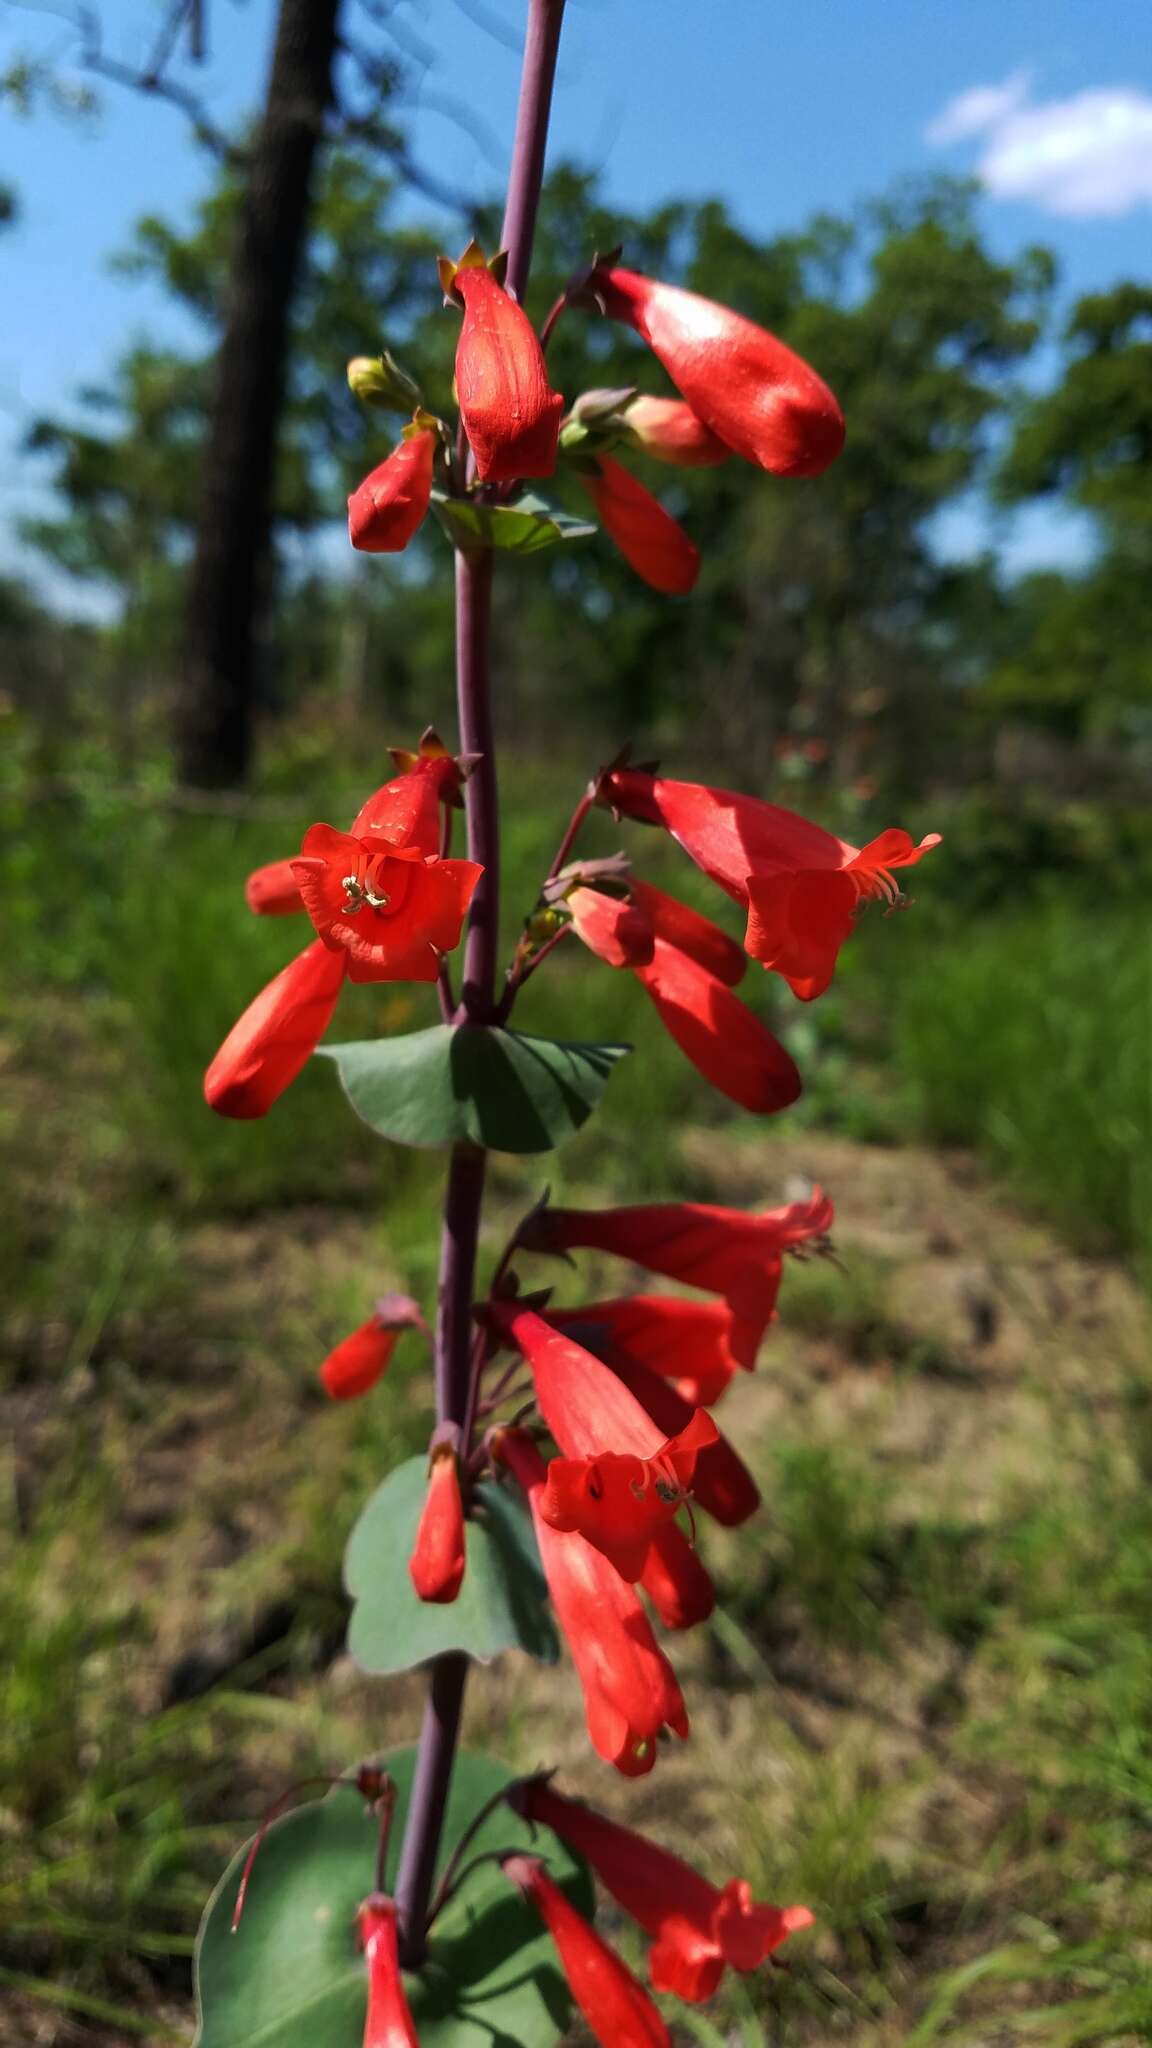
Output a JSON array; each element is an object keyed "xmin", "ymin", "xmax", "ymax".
[{"xmin": 176, "ymin": 0, "xmax": 341, "ymax": 787}]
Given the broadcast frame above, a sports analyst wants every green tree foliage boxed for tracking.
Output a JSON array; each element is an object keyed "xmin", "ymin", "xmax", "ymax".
[{"xmin": 988, "ymin": 285, "xmax": 1152, "ymax": 741}]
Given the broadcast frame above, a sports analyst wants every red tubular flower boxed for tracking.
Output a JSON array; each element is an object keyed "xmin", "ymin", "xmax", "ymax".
[
  {"xmin": 518, "ymin": 1192, "xmax": 835, "ymax": 1370},
  {"xmin": 633, "ymin": 935, "xmax": 801, "ymax": 1114},
  {"xmin": 602, "ymin": 769, "xmax": 940, "ymax": 1000},
  {"xmin": 291, "ymin": 825, "xmax": 481, "ymax": 984},
  {"xmin": 357, "ymin": 1897, "xmax": 419, "ymax": 2048},
  {"xmin": 523, "ymin": 1783, "xmax": 813, "ymax": 2004},
  {"xmin": 320, "ymin": 1319, "xmax": 400, "ymax": 1400},
  {"xmin": 579, "ymin": 455, "xmax": 700, "ymax": 594},
  {"xmin": 245, "ymin": 858, "xmax": 305, "ymax": 916},
  {"xmin": 567, "ymin": 888, "xmax": 799, "ymax": 1116},
  {"xmin": 640, "ymin": 1524, "xmax": 715, "ymax": 1630},
  {"xmin": 408, "ymin": 1446, "xmax": 467, "ymax": 1603},
  {"xmin": 494, "ymin": 1429, "xmax": 688, "ymax": 1776},
  {"xmin": 592, "ymin": 263, "xmax": 844, "ymax": 479},
  {"xmin": 551, "ymin": 1295, "xmax": 745, "ymax": 1407},
  {"xmin": 623, "ymin": 394, "xmax": 731, "ymax": 468},
  {"xmin": 451, "ymin": 253, "xmax": 564, "ymax": 482},
  {"xmin": 203, "ymin": 939, "xmax": 345, "ymax": 1120},
  {"xmin": 489, "ymin": 1302, "xmax": 717, "ymax": 1579},
  {"xmin": 348, "ymin": 427, "xmax": 436, "ymax": 554},
  {"xmin": 627, "ymin": 878, "xmax": 745, "ymax": 986},
  {"xmin": 502, "ymin": 1855, "xmax": 670, "ymax": 2048}
]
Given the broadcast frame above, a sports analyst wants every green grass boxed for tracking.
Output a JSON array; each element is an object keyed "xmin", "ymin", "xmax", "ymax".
[{"xmin": 890, "ymin": 903, "xmax": 1151, "ymax": 1279}]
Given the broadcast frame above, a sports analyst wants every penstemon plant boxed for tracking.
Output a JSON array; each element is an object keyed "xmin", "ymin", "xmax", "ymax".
[{"xmin": 195, "ymin": 4, "xmax": 939, "ymax": 2043}]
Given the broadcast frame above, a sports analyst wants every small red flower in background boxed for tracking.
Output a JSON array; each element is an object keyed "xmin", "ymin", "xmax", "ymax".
[
  {"xmin": 408, "ymin": 1444, "xmax": 467, "ymax": 1604},
  {"xmin": 591, "ymin": 263, "xmax": 844, "ymax": 479},
  {"xmin": 623, "ymin": 394, "xmax": 731, "ymax": 468},
  {"xmin": 522, "ymin": 1782, "xmax": 813, "ymax": 2004},
  {"xmin": 203, "ymin": 939, "xmax": 344, "ymax": 1120},
  {"xmin": 566, "ymin": 883, "xmax": 800, "ymax": 1114},
  {"xmin": 446, "ymin": 242, "xmax": 564, "ymax": 482},
  {"xmin": 348, "ymin": 424, "xmax": 437, "ymax": 555},
  {"xmin": 502, "ymin": 1855, "xmax": 669, "ymax": 2048},
  {"xmin": 493, "ymin": 1428, "xmax": 688, "ymax": 1776},
  {"xmin": 517, "ymin": 1191, "xmax": 834, "ymax": 1370},
  {"xmin": 357, "ymin": 1896, "xmax": 419, "ymax": 2048},
  {"xmin": 601, "ymin": 767, "xmax": 940, "ymax": 1000},
  {"xmin": 577, "ymin": 456, "xmax": 700, "ymax": 594}
]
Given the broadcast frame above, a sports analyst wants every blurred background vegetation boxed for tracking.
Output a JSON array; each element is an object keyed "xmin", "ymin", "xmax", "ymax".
[{"xmin": 2, "ymin": 5, "xmax": 1150, "ymax": 2044}]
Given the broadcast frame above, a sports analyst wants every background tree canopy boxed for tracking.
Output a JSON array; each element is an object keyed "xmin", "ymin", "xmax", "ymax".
[{"xmin": 14, "ymin": 149, "xmax": 1149, "ymax": 793}]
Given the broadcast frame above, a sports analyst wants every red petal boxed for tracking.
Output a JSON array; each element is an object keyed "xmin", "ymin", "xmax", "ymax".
[
  {"xmin": 204, "ymin": 940, "xmax": 344, "ymax": 1119},
  {"xmin": 624, "ymin": 394, "xmax": 731, "ymax": 468},
  {"xmin": 503, "ymin": 1858, "xmax": 670, "ymax": 2048},
  {"xmin": 629, "ymin": 878, "xmax": 745, "ymax": 985},
  {"xmin": 743, "ymin": 868, "xmax": 856, "ymax": 1000},
  {"xmin": 580, "ymin": 456, "xmax": 699, "ymax": 594},
  {"xmin": 640, "ymin": 1523, "xmax": 715, "ymax": 1630},
  {"xmin": 633, "ymin": 937, "xmax": 802, "ymax": 1113}
]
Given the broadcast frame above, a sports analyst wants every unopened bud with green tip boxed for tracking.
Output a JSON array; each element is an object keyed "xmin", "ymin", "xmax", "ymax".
[{"xmin": 347, "ymin": 350, "xmax": 424, "ymax": 413}]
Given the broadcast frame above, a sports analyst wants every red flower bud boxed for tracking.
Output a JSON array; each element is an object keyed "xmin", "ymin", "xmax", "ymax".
[
  {"xmin": 502, "ymin": 1856, "xmax": 670, "ymax": 2048},
  {"xmin": 408, "ymin": 1446, "xmax": 467, "ymax": 1604},
  {"xmin": 593, "ymin": 264, "xmax": 844, "ymax": 478},
  {"xmin": 453, "ymin": 260, "xmax": 564, "ymax": 483},
  {"xmin": 245, "ymin": 858, "xmax": 305, "ymax": 916},
  {"xmin": 579, "ymin": 455, "xmax": 699, "ymax": 594},
  {"xmin": 357, "ymin": 1897, "xmax": 419, "ymax": 2048},
  {"xmin": 204, "ymin": 939, "xmax": 345, "ymax": 1120},
  {"xmin": 320, "ymin": 1319, "xmax": 399, "ymax": 1401},
  {"xmin": 624, "ymin": 393, "xmax": 731, "ymax": 467},
  {"xmin": 348, "ymin": 428, "xmax": 436, "ymax": 554},
  {"xmin": 524, "ymin": 1783, "xmax": 813, "ymax": 2005}
]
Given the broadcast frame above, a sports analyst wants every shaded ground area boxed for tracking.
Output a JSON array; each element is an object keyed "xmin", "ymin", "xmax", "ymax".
[{"xmin": 4, "ymin": 1086, "xmax": 1151, "ymax": 2044}]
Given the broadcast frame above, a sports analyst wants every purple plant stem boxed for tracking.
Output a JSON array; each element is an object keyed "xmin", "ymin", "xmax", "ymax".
[{"xmin": 392, "ymin": 0, "xmax": 568, "ymax": 1966}]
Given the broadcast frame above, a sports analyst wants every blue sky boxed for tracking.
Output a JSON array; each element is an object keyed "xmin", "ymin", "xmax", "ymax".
[{"xmin": 3, "ymin": 0, "xmax": 1151, "ymax": 607}]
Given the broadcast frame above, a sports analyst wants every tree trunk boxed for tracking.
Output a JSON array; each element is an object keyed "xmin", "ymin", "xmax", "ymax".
[{"xmin": 176, "ymin": 0, "xmax": 341, "ymax": 788}]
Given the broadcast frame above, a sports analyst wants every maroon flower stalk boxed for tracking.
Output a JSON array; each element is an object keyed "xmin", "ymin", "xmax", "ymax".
[{"xmin": 391, "ymin": 0, "xmax": 568, "ymax": 1965}]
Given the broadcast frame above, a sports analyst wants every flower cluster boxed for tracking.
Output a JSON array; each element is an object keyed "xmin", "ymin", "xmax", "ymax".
[{"xmin": 344, "ymin": 241, "xmax": 845, "ymax": 592}]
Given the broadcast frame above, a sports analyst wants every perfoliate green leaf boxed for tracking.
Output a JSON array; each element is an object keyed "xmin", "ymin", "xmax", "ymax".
[
  {"xmin": 430, "ymin": 490, "xmax": 596, "ymax": 556},
  {"xmin": 195, "ymin": 1749, "xmax": 592, "ymax": 2048},
  {"xmin": 344, "ymin": 1459, "xmax": 558, "ymax": 1675},
  {"xmin": 318, "ymin": 1024, "xmax": 629, "ymax": 1154}
]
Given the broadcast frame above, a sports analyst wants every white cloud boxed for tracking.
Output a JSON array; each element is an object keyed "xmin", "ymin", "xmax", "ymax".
[
  {"xmin": 925, "ymin": 70, "xmax": 1032, "ymax": 147},
  {"xmin": 926, "ymin": 74, "xmax": 1152, "ymax": 217}
]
